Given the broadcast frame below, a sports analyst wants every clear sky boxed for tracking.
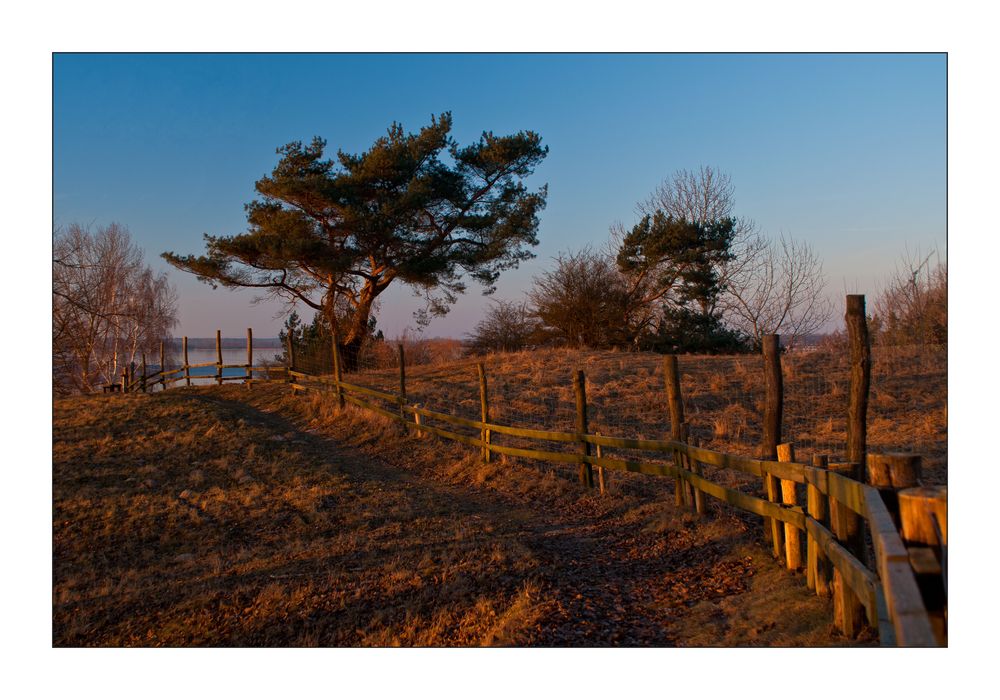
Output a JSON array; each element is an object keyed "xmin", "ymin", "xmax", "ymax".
[{"xmin": 53, "ymin": 53, "xmax": 946, "ymax": 338}]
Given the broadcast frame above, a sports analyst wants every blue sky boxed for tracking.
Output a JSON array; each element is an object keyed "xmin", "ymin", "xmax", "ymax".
[{"xmin": 53, "ymin": 53, "xmax": 946, "ymax": 338}]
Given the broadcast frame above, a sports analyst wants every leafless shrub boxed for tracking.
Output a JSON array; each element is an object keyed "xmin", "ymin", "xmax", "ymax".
[
  {"xmin": 466, "ymin": 300, "xmax": 539, "ymax": 355},
  {"xmin": 871, "ymin": 249, "xmax": 946, "ymax": 346},
  {"xmin": 719, "ymin": 233, "xmax": 832, "ymax": 350},
  {"xmin": 528, "ymin": 248, "xmax": 634, "ymax": 348}
]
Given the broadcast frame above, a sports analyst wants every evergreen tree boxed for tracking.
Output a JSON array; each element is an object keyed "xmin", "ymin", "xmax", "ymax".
[
  {"xmin": 615, "ymin": 213, "xmax": 738, "ymax": 349},
  {"xmin": 164, "ymin": 113, "xmax": 547, "ymax": 370}
]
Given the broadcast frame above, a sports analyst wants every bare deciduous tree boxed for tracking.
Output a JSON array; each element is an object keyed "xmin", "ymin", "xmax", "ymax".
[
  {"xmin": 639, "ymin": 166, "xmax": 759, "ymax": 281},
  {"xmin": 719, "ymin": 233, "xmax": 832, "ymax": 349},
  {"xmin": 528, "ymin": 248, "xmax": 634, "ymax": 348},
  {"xmin": 622, "ymin": 166, "xmax": 831, "ymax": 349},
  {"xmin": 871, "ymin": 248, "xmax": 946, "ymax": 346},
  {"xmin": 466, "ymin": 299, "xmax": 538, "ymax": 354},
  {"xmin": 53, "ymin": 223, "xmax": 178, "ymax": 394}
]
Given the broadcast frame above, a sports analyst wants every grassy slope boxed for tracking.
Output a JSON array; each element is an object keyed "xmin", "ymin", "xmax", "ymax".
[{"xmin": 54, "ymin": 383, "xmax": 874, "ymax": 647}]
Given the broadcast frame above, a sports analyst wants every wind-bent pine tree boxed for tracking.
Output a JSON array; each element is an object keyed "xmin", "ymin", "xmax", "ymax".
[{"xmin": 163, "ymin": 113, "xmax": 548, "ymax": 369}]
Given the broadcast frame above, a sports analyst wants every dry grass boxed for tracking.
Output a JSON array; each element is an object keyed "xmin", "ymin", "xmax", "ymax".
[
  {"xmin": 53, "ymin": 389, "xmax": 547, "ymax": 646},
  {"xmin": 53, "ymin": 380, "xmax": 872, "ymax": 647},
  {"xmin": 344, "ymin": 345, "xmax": 946, "ymax": 485}
]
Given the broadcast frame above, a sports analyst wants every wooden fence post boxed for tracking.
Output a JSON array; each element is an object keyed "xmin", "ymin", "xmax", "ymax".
[
  {"xmin": 183, "ymin": 336, "xmax": 190, "ymax": 387},
  {"xmin": 777, "ymin": 442, "xmax": 802, "ymax": 571},
  {"xmin": 808, "ymin": 454, "xmax": 832, "ymax": 596},
  {"xmin": 332, "ymin": 326, "xmax": 345, "ymax": 409},
  {"xmin": 412, "ymin": 404, "xmax": 424, "ymax": 438},
  {"xmin": 140, "ymin": 352, "xmax": 147, "ymax": 393},
  {"xmin": 159, "ymin": 341, "xmax": 166, "ymax": 390},
  {"xmin": 478, "ymin": 362, "xmax": 491, "ymax": 463},
  {"xmin": 846, "ymin": 295, "xmax": 870, "ymax": 471},
  {"xmin": 680, "ymin": 422, "xmax": 695, "ymax": 509},
  {"xmin": 663, "ymin": 355, "xmax": 685, "ymax": 507},
  {"xmin": 286, "ymin": 333, "xmax": 296, "ymax": 376},
  {"xmin": 899, "ymin": 486, "xmax": 947, "ymax": 549},
  {"xmin": 761, "ymin": 334, "xmax": 783, "ymax": 553},
  {"xmin": 246, "ymin": 328, "xmax": 253, "ymax": 386},
  {"xmin": 691, "ymin": 437, "xmax": 706, "ymax": 515},
  {"xmin": 215, "ymin": 330, "xmax": 223, "ymax": 386},
  {"xmin": 867, "ymin": 453, "xmax": 922, "ymax": 527},
  {"xmin": 574, "ymin": 369, "xmax": 593, "ymax": 488},
  {"xmin": 846, "ymin": 295, "xmax": 870, "ymax": 563},
  {"xmin": 829, "ymin": 462, "xmax": 865, "ymax": 637},
  {"xmin": 898, "ymin": 484, "xmax": 948, "ymax": 644},
  {"xmin": 595, "ymin": 432, "xmax": 606, "ymax": 495},
  {"xmin": 398, "ymin": 344, "xmax": 407, "ymax": 427}
]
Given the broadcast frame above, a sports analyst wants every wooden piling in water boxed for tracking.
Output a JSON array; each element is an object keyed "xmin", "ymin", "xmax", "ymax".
[
  {"xmin": 215, "ymin": 330, "xmax": 223, "ymax": 385},
  {"xmin": 183, "ymin": 336, "xmax": 190, "ymax": 387},
  {"xmin": 246, "ymin": 328, "xmax": 253, "ymax": 386}
]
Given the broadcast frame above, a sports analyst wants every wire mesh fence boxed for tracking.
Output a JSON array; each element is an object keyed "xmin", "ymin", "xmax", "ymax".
[{"xmin": 288, "ymin": 337, "xmax": 947, "ymax": 487}]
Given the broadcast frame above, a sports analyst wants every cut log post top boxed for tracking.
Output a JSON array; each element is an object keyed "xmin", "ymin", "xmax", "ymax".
[
  {"xmin": 867, "ymin": 453, "xmax": 923, "ymax": 489},
  {"xmin": 899, "ymin": 486, "xmax": 947, "ymax": 547}
]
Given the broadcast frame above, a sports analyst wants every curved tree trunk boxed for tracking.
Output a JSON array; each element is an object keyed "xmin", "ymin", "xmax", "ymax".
[{"xmin": 330, "ymin": 281, "xmax": 384, "ymax": 374}]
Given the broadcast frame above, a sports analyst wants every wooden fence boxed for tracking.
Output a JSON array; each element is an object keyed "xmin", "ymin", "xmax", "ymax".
[
  {"xmin": 136, "ymin": 298, "xmax": 948, "ymax": 647},
  {"xmin": 117, "ymin": 329, "xmax": 288, "ymax": 393}
]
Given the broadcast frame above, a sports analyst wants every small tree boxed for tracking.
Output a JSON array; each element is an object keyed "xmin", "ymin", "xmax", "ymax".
[
  {"xmin": 466, "ymin": 299, "xmax": 538, "ymax": 354},
  {"xmin": 648, "ymin": 306, "xmax": 749, "ymax": 354},
  {"xmin": 616, "ymin": 212, "xmax": 736, "ymax": 315},
  {"xmin": 529, "ymin": 248, "xmax": 633, "ymax": 348},
  {"xmin": 164, "ymin": 113, "xmax": 548, "ymax": 370},
  {"xmin": 277, "ymin": 309, "xmax": 382, "ymax": 373},
  {"xmin": 620, "ymin": 166, "xmax": 832, "ymax": 351},
  {"xmin": 53, "ymin": 223, "xmax": 178, "ymax": 394}
]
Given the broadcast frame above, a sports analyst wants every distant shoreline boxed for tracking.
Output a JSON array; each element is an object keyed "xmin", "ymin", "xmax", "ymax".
[{"xmin": 168, "ymin": 337, "xmax": 284, "ymax": 350}]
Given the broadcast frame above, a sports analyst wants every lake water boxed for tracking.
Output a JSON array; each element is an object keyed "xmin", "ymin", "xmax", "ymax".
[{"xmin": 146, "ymin": 346, "xmax": 287, "ymax": 387}]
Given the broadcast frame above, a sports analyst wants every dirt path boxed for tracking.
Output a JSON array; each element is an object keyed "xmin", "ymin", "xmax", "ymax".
[{"xmin": 53, "ymin": 385, "xmax": 866, "ymax": 646}]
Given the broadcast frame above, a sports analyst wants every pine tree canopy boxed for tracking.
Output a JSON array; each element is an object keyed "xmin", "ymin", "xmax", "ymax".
[
  {"xmin": 616, "ymin": 212, "xmax": 736, "ymax": 311},
  {"xmin": 163, "ymin": 113, "xmax": 548, "ymax": 357}
]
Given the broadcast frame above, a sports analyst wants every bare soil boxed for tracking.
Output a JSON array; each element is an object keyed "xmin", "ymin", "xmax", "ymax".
[{"xmin": 53, "ymin": 383, "xmax": 874, "ymax": 647}]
